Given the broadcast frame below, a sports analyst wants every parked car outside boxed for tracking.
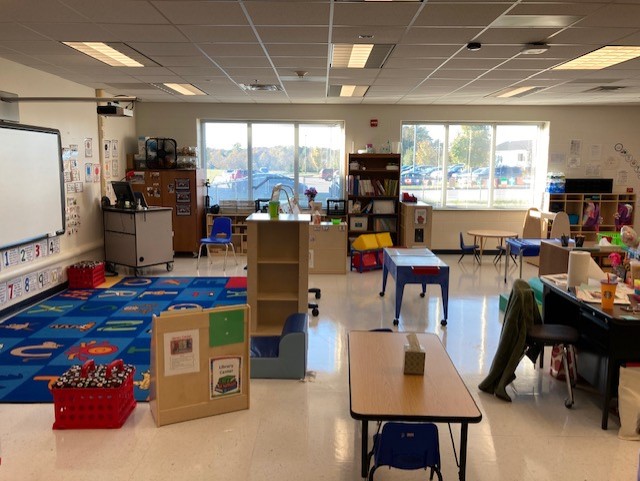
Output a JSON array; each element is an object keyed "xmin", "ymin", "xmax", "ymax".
[
  {"xmin": 320, "ymin": 168, "xmax": 335, "ymax": 181},
  {"xmin": 401, "ymin": 170, "xmax": 427, "ymax": 186}
]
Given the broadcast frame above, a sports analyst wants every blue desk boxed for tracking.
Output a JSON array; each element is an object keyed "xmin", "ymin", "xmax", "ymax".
[
  {"xmin": 379, "ymin": 248, "xmax": 450, "ymax": 326},
  {"xmin": 503, "ymin": 238, "xmax": 542, "ymax": 283}
]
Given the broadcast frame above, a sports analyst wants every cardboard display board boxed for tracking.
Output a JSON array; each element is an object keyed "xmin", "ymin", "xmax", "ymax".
[{"xmin": 149, "ymin": 304, "xmax": 250, "ymax": 427}]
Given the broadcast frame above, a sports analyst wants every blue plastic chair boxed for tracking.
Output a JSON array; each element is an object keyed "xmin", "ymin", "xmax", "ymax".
[
  {"xmin": 459, "ymin": 232, "xmax": 480, "ymax": 264},
  {"xmin": 197, "ymin": 216, "xmax": 238, "ymax": 271},
  {"xmin": 368, "ymin": 422, "xmax": 443, "ymax": 481}
]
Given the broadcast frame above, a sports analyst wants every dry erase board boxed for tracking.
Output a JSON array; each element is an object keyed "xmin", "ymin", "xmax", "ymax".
[{"xmin": 0, "ymin": 123, "xmax": 65, "ymax": 250}]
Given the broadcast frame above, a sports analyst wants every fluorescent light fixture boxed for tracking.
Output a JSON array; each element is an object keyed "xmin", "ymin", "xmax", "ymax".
[
  {"xmin": 553, "ymin": 46, "xmax": 640, "ymax": 70},
  {"xmin": 521, "ymin": 43, "xmax": 549, "ymax": 55},
  {"xmin": 63, "ymin": 42, "xmax": 144, "ymax": 67},
  {"xmin": 491, "ymin": 86, "xmax": 543, "ymax": 98},
  {"xmin": 331, "ymin": 44, "xmax": 394, "ymax": 69},
  {"xmin": 163, "ymin": 83, "xmax": 207, "ymax": 96},
  {"xmin": 327, "ymin": 85, "xmax": 369, "ymax": 97}
]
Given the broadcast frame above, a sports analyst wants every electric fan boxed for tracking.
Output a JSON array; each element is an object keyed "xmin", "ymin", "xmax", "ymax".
[{"xmin": 146, "ymin": 138, "xmax": 177, "ymax": 169}]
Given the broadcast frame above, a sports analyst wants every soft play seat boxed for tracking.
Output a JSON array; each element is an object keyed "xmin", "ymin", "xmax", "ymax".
[{"xmin": 250, "ymin": 313, "xmax": 308, "ymax": 379}]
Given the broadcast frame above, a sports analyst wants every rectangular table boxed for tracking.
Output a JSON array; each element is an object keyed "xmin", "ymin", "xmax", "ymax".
[
  {"xmin": 348, "ymin": 331, "xmax": 482, "ymax": 480},
  {"xmin": 541, "ymin": 277, "xmax": 640, "ymax": 429},
  {"xmin": 503, "ymin": 238, "xmax": 543, "ymax": 283},
  {"xmin": 380, "ymin": 247, "xmax": 449, "ymax": 326}
]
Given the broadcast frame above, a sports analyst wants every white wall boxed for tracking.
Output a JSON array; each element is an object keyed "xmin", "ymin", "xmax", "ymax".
[
  {"xmin": 0, "ymin": 58, "xmax": 136, "ymax": 313},
  {"xmin": 135, "ymin": 102, "xmax": 640, "ymax": 249}
]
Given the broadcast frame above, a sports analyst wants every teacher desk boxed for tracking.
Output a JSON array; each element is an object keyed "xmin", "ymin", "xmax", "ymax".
[
  {"xmin": 379, "ymin": 247, "xmax": 449, "ymax": 326},
  {"xmin": 541, "ymin": 276, "xmax": 640, "ymax": 429}
]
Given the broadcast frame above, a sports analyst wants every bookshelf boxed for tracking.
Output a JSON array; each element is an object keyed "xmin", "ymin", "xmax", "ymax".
[
  {"xmin": 347, "ymin": 153, "xmax": 401, "ymax": 247},
  {"xmin": 545, "ymin": 192, "xmax": 636, "ymax": 241},
  {"xmin": 247, "ymin": 213, "xmax": 310, "ymax": 335}
]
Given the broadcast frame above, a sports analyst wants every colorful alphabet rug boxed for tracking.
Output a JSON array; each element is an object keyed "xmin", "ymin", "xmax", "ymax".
[{"xmin": 0, "ymin": 276, "xmax": 247, "ymax": 402}]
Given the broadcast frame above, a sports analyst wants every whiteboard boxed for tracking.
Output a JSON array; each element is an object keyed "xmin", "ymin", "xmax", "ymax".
[{"xmin": 0, "ymin": 123, "xmax": 65, "ymax": 250}]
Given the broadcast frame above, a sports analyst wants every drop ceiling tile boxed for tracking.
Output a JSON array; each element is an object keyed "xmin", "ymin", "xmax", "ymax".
[
  {"xmin": 454, "ymin": 45, "xmax": 521, "ymax": 59},
  {"xmin": 62, "ymin": 1, "xmax": 169, "ymax": 24},
  {"xmin": 100, "ymin": 24, "xmax": 187, "ymax": 42},
  {"xmin": 442, "ymin": 58, "xmax": 506, "ymax": 69},
  {"xmin": 271, "ymin": 57, "xmax": 327, "ymax": 69},
  {"xmin": 383, "ymin": 57, "xmax": 443, "ymax": 69},
  {"xmin": 414, "ymin": 3, "xmax": 508, "ymax": 27},
  {"xmin": 128, "ymin": 42, "xmax": 202, "ymax": 56},
  {"xmin": 199, "ymin": 43, "xmax": 266, "ymax": 57},
  {"xmin": 332, "ymin": 26, "xmax": 405, "ymax": 44},
  {"xmin": 167, "ymin": 66, "xmax": 226, "ymax": 76},
  {"xmin": 509, "ymin": 2, "xmax": 606, "ymax": 16},
  {"xmin": 215, "ymin": 57, "xmax": 272, "ymax": 68},
  {"xmin": 480, "ymin": 69, "xmax": 539, "ymax": 80},
  {"xmin": 265, "ymin": 43, "xmax": 329, "ymax": 57},
  {"xmin": 0, "ymin": 23, "xmax": 72, "ymax": 41},
  {"xmin": 403, "ymin": 27, "xmax": 483, "ymax": 44},
  {"xmin": 476, "ymin": 28, "xmax": 562, "ymax": 44},
  {"xmin": 0, "ymin": 40, "xmax": 72, "ymax": 55},
  {"xmin": 333, "ymin": 3, "xmax": 421, "ymax": 26},
  {"xmin": 1, "ymin": 0, "xmax": 86, "ymax": 22},
  {"xmin": 371, "ymin": 77, "xmax": 423, "ymax": 87},
  {"xmin": 392, "ymin": 44, "xmax": 461, "ymax": 58},
  {"xmin": 550, "ymin": 27, "xmax": 638, "ymax": 45},
  {"xmin": 575, "ymin": 4, "xmax": 640, "ymax": 28},
  {"xmin": 179, "ymin": 26, "xmax": 257, "ymax": 43},
  {"xmin": 244, "ymin": 2, "xmax": 329, "ymax": 26},
  {"xmin": 150, "ymin": 56, "xmax": 215, "ymax": 67},
  {"xmin": 256, "ymin": 26, "xmax": 328, "ymax": 43},
  {"xmin": 29, "ymin": 54, "xmax": 105, "ymax": 66},
  {"xmin": 501, "ymin": 58, "xmax": 565, "ymax": 70},
  {"xmin": 152, "ymin": 1, "xmax": 248, "ymax": 25},
  {"xmin": 429, "ymin": 69, "xmax": 487, "ymax": 79}
]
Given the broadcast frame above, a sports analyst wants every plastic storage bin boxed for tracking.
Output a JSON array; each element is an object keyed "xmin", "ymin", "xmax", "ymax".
[{"xmin": 67, "ymin": 261, "xmax": 105, "ymax": 288}]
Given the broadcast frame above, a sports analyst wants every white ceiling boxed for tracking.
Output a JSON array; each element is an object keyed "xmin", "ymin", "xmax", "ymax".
[{"xmin": 3, "ymin": 0, "xmax": 640, "ymax": 105}]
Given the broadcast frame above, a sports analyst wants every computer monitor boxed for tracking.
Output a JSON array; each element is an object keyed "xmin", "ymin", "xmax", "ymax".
[{"xmin": 111, "ymin": 181, "xmax": 136, "ymax": 209}]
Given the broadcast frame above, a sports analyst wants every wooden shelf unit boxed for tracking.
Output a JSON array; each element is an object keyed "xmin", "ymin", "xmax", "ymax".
[
  {"xmin": 545, "ymin": 192, "xmax": 636, "ymax": 241},
  {"xmin": 347, "ymin": 153, "xmax": 400, "ymax": 247},
  {"xmin": 247, "ymin": 213, "xmax": 310, "ymax": 335},
  {"xmin": 399, "ymin": 201, "xmax": 433, "ymax": 248},
  {"xmin": 206, "ymin": 213, "xmax": 250, "ymax": 255}
]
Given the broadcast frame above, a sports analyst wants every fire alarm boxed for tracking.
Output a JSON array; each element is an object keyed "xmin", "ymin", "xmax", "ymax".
[{"xmin": 370, "ymin": 119, "xmax": 378, "ymax": 128}]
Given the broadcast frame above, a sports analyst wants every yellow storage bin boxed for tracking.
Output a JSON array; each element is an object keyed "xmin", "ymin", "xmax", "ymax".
[
  {"xmin": 375, "ymin": 232, "xmax": 393, "ymax": 248},
  {"xmin": 352, "ymin": 234, "xmax": 378, "ymax": 251}
]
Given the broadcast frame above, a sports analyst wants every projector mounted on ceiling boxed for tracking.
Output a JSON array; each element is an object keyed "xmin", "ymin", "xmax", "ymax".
[{"xmin": 97, "ymin": 102, "xmax": 133, "ymax": 117}]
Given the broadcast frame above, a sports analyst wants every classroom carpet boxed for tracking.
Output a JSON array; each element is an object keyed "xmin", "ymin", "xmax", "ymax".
[{"xmin": 0, "ymin": 276, "xmax": 247, "ymax": 403}]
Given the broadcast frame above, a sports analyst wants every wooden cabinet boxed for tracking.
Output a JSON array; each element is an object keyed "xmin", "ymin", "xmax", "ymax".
[
  {"xmin": 309, "ymin": 222, "xmax": 347, "ymax": 274},
  {"xmin": 545, "ymin": 192, "xmax": 636, "ymax": 241},
  {"xmin": 247, "ymin": 213, "xmax": 310, "ymax": 335},
  {"xmin": 206, "ymin": 213, "xmax": 249, "ymax": 255},
  {"xmin": 129, "ymin": 169, "xmax": 205, "ymax": 253},
  {"xmin": 399, "ymin": 201, "xmax": 433, "ymax": 248},
  {"xmin": 347, "ymin": 153, "xmax": 400, "ymax": 246}
]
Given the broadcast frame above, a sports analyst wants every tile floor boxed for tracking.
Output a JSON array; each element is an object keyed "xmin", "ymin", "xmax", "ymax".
[{"xmin": 1, "ymin": 253, "xmax": 638, "ymax": 480}]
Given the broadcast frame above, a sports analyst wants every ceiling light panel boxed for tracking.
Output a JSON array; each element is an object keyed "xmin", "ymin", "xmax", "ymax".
[
  {"xmin": 553, "ymin": 46, "xmax": 640, "ymax": 70},
  {"xmin": 492, "ymin": 86, "xmax": 544, "ymax": 98},
  {"xmin": 327, "ymin": 85, "xmax": 370, "ymax": 97},
  {"xmin": 491, "ymin": 15, "xmax": 582, "ymax": 28},
  {"xmin": 62, "ymin": 42, "xmax": 159, "ymax": 68},
  {"xmin": 163, "ymin": 83, "xmax": 207, "ymax": 95},
  {"xmin": 331, "ymin": 44, "xmax": 394, "ymax": 68}
]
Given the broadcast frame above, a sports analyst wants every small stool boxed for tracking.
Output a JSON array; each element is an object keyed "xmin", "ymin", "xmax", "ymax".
[{"xmin": 527, "ymin": 324, "xmax": 580, "ymax": 408}]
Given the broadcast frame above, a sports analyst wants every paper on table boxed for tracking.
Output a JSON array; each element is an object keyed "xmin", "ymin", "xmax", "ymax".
[{"xmin": 575, "ymin": 283, "xmax": 633, "ymax": 305}]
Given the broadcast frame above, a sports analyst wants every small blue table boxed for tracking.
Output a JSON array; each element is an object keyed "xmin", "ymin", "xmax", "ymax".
[
  {"xmin": 504, "ymin": 238, "xmax": 543, "ymax": 283},
  {"xmin": 379, "ymin": 248, "xmax": 450, "ymax": 326}
]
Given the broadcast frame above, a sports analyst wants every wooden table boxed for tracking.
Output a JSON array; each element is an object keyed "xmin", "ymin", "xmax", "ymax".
[
  {"xmin": 348, "ymin": 331, "xmax": 482, "ymax": 480},
  {"xmin": 379, "ymin": 247, "xmax": 449, "ymax": 326},
  {"xmin": 467, "ymin": 229, "xmax": 518, "ymax": 262}
]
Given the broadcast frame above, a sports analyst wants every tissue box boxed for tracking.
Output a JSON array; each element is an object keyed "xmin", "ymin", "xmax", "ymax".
[{"xmin": 403, "ymin": 345, "xmax": 425, "ymax": 375}]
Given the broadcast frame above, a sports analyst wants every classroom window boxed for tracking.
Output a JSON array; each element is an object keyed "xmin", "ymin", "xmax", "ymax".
[
  {"xmin": 202, "ymin": 121, "xmax": 344, "ymax": 206},
  {"xmin": 400, "ymin": 122, "xmax": 543, "ymax": 209}
]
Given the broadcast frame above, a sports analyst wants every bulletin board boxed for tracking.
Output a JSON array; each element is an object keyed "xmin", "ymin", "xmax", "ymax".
[{"xmin": 149, "ymin": 304, "xmax": 250, "ymax": 427}]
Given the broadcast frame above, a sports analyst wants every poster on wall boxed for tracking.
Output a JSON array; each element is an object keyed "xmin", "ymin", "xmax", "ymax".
[
  {"xmin": 163, "ymin": 329, "xmax": 200, "ymax": 377},
  {"xmin": 210, "ymin": 356, "xmax": 241, "ymax": 399},
  {"xmin": 111, "ymin": 139, "xmax": 119, "ymax": 159},
  {"xmin": 84, "ymin": 138, "xmax": 93, "ymax": 158},
  {"xmin": 103, "ymin": 140, "xmax": 111, "ymax": 159}
]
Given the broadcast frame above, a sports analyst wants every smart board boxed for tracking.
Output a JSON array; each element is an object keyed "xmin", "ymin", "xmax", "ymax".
[{"xmin": 0, "ymin": 122, "xmax": 65, "ymax": 250}]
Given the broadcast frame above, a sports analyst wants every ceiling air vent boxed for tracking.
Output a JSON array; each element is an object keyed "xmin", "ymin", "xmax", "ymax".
[{"xmin": 584, "ymin": 86, "xmax": 625, "ymax": 93}]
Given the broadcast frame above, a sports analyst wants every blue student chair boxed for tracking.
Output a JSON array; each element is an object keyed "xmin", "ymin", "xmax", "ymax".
[
  {"xmin": 368, "ymin": 422, "xmax": 443, "ymax": 481},
  {"xmin": 459, "ymin": 232, "xmax": 480, "ymax": 264},
  {"xmin": 197, "ymin": 216, "xmax": 238, "ymax": 271}
]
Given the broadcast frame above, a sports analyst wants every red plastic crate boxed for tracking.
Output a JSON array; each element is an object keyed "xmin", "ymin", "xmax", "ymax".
[
  {"xmin": 67, "ymin": 262, "xmax": 105, "ymax": 288},
  {"xmin": 51, "ymin": 360, "xmax": 136, "ymax": 429}
]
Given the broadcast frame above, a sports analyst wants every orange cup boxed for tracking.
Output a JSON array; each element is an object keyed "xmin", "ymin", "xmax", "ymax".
[{"xmin": 600, "ymin": 280, "xmax": 618, "ymax": 310}]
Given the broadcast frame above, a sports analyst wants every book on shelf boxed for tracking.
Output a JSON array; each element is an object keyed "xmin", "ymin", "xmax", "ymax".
[{"xmin": 374, "ymin": 217, "xmax": 397, "ymax": 233}]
